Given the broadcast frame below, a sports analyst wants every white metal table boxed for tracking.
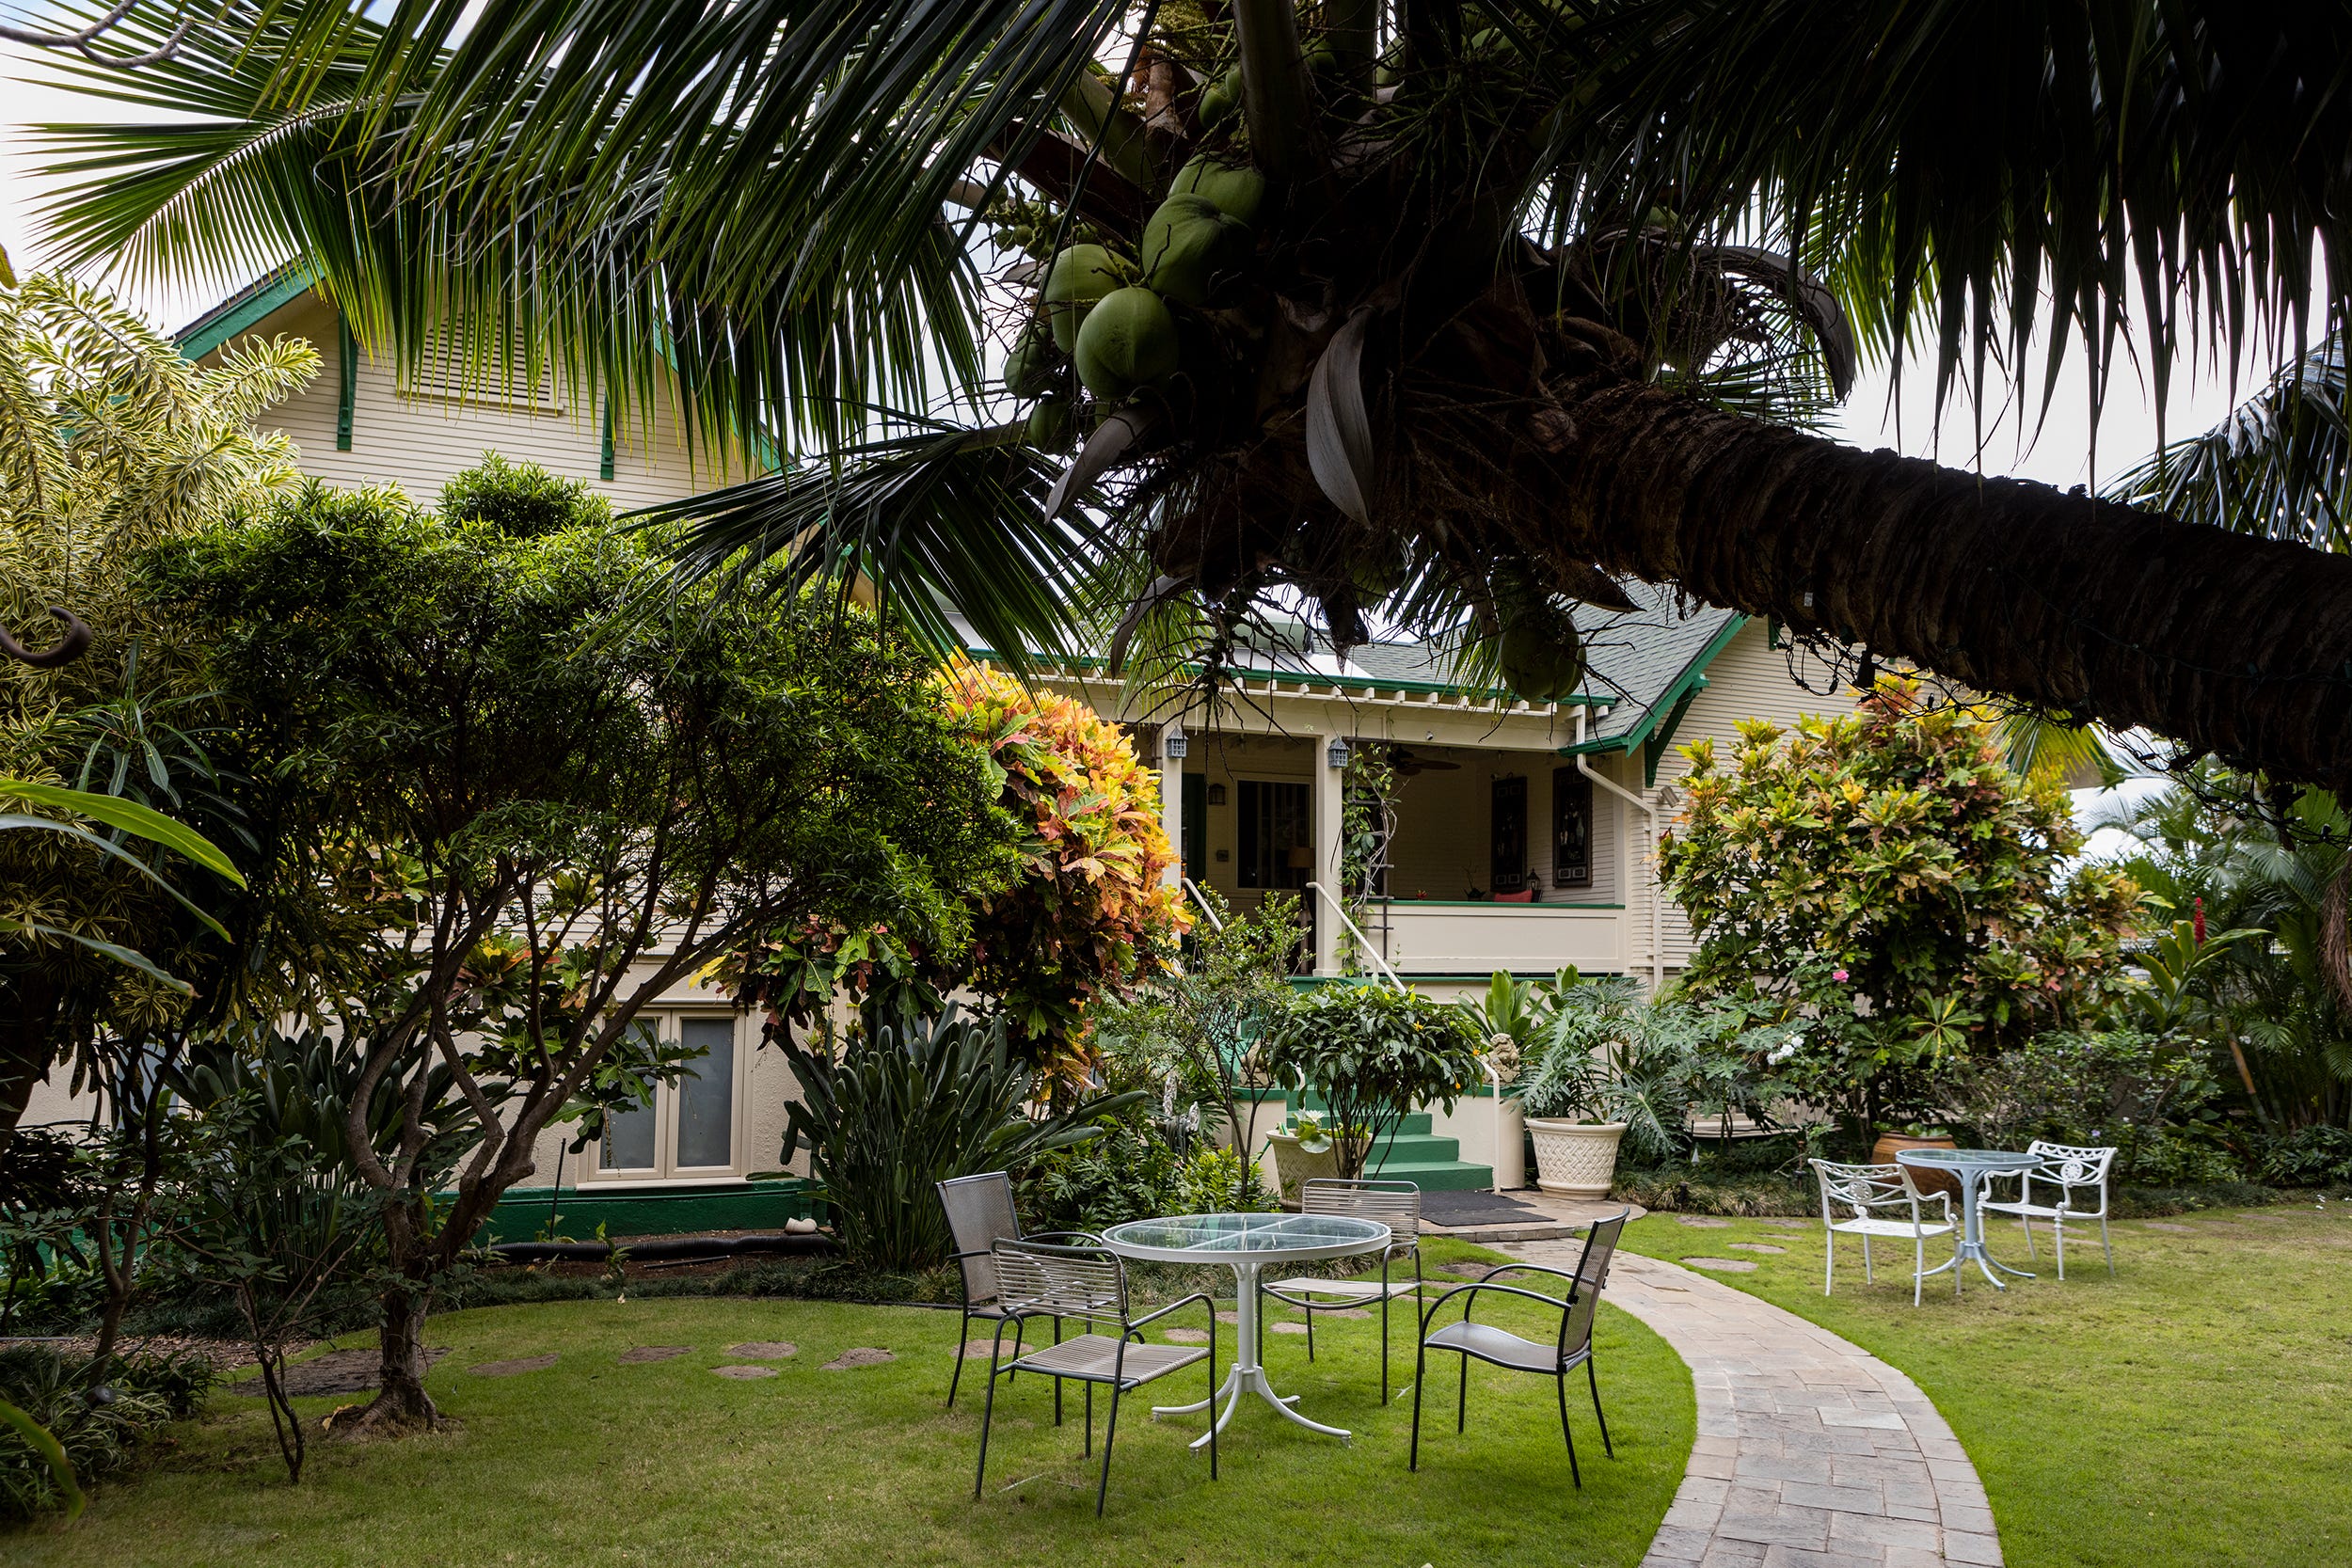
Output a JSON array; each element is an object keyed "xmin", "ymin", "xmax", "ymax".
[
  {"xmin": 1898, "ymin": 1148, "xmax": 2046, "ymax": 1291},
  {"xmin": 1102, "ymin": 1212, "xmax": 1391, "ymax": 1446}
]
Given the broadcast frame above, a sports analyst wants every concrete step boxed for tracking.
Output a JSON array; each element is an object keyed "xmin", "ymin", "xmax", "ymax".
[{"xmin": 1368, "ymin": 1132, "xmax": 1462, "ymax": 1165}]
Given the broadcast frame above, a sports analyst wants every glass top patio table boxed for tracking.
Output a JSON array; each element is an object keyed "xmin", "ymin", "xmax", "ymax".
[
  {"xmin": 1896, "ymin": 1148, "xmax": 2046, "ymax": 1291},
  {"xmin": 1101, "ymin": 1212, "xmax": 1393, "ymax": 1445},
  {"xmin": 1101, "ymin": 1212, "xmax": 1391, "ymax": 1264}
]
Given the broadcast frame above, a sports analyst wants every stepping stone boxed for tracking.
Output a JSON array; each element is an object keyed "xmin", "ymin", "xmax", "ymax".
[
  {"xmin": 231, "ymin": 1346, "xmax": 452, "ymax": 1399},
  {"xmin": 820, "ymin": 1348, "xmax": 896, "ymax": 1370},
  {"xmin": 711, "ymin": 1365, "xmax": 777, "ymax": 1380},
  {"xmin": 1438, "ymin": 1262, "xmax": 1492, "ymax": 1277},
  {"xmin": 2241, "ymin": 1213, "xmax": 2290, "ymax": 1223},
  {"xmin": 618, "ymin": 1345, "xmax": 692, "ymax": 1364},
  {"xmin": 1680, "ymin": 1257, "xmax": 1757, "ymax": 1273},
  {"xmin": 469, "ymin": 1354, "xmax": 558, "ymax": 1378},
  {"xmin": 1728, "ymin": 1243, "xmax": 1788, "ymax": 1254},
  {"xmin": 725, "ymin": 1341, "xmax": 798, "ymax": 1359},
  {"xmin": 1677, "ymin": 1215, "xmax": 1733, "ymax": 1228},
  {"xmin": 1216, "ymin": 1310, "xmax": 1244, "ymax": 1323},
  {"xmin": 959, "ymin": 1341, "xmax": 1005, "ymax": 1359},
  {"xmin": 1163, "ymin": 1328, "xmax": 1210, "ymax": 1343},
  {"xmin": 2142, "ymin": 1222, "xmax": 2195, "ymax": 1232},
  {"xmin": 1762, "ymin": 1218, "xmax": 1815, "ymax": 1229},
  {"xmin": 1269, "ymin": 1322, "xmax": 1310, "ymax": 1335}
]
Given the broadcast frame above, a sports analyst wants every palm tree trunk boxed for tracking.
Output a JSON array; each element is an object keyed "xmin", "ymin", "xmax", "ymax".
[{"xmin": 1527, "ymin": 379, "xmax": 2352, "ymax": 791}]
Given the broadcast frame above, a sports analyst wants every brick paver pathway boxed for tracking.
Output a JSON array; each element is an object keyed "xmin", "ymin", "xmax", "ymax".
[{"xmin": 1502, "ymin": 1241, "xmax": 2003, "ymax": 1568}]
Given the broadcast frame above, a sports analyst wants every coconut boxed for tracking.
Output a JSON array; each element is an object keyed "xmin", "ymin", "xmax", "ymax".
[
  {"xmin": 1141, "ymin": 195, "xmax": 1249, "ymax": 307},
  {"xmin": 1025, "ymin": 396, "xmax": 1074, "ymax": 452},
  {"xmin": 1004, "ymin": 324, "xmax": 1059, "ymax": 398},
  {"xmin": 1198, "ymin": 67, "xmax": 1242, "ymax": 127},
  {"xmin": 1170, "ymin": 154, "xmax": 1267, "ymax": 226},
  {"xmin": 1041, "ymin": 244, "xmax": 1126, "ymax": 353},
  {"xmin": 1074, "ymin": 287, "xmax": 1181, "ymax": 401},
  {"xmin": 1498, "ymin": 603, "xmax": 1585, "ymax": 702}
]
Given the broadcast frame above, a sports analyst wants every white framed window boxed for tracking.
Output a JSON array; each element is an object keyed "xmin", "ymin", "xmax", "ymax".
[
  {"xmin": 594, "ymin": 1013, "xmax": 745, "ymax": 1181},
  {"xmin": 396, "ymin": 327, "xmax": 565, "ymax": 413}
]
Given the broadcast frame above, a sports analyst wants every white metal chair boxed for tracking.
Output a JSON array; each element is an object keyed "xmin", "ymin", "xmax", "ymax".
[
  {"xmin": 1259, "ymin": 1177, "xmax": 1423, "ymax": 1402},
  {"xmin": 1979, "ymin": 1141, "xmax": 2117, "ymax": 1279},
  {"xmin": 1811, "ymin": 1159, "xmax": 1957, "ymax": 1306}
]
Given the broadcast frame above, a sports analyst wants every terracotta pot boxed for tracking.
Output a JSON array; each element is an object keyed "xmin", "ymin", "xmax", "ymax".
[
  {"xmin": 1525, "ymin": 1118, "xmax": 1629, "ymax": 1199},
  {"xmin": 1871, "ymin": 1133, "xmax": 1960, "ymax": 1199}
]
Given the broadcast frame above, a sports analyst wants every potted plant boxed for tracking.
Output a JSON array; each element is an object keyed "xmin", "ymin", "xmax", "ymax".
[
  {"xmin": 1264, "ymin": 1110, "xmax": 1341, "ymax": 1204},
  {"xmin": 1261, "ymin": 984, "xmax": 1483, "ymax": 1201},
  {"xmin": 1514, "ymin": 978, "xmax": 1724, "ymax": 1197},
  {"xmin": 1872, "ymin": 1123, "xmax": 1962, "ymax": 1199}
]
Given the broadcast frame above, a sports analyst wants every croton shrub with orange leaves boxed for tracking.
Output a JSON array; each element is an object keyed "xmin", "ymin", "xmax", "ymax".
[{"xmin": 942, "ymin": 662, "xmax": 1189, "ymax": 1077}]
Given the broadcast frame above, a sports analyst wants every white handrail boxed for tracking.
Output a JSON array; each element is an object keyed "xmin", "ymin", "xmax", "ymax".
[
  {"xmin": 1305, "ymin": 879, "xmax": 1510, "ymax": 1191},
  {"xmin": 1181, "ymin": 876, "xmax": 1226, "ymax": 932},
  {"xmin": 1304, "ymin": 880, "xmax": 1405, "ymax": 990}
]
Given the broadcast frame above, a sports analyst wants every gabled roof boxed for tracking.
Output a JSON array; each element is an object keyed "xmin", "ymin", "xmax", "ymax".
[{"xmin": 176, "ymin": 268, "xmax": 314, "ymax": 360}]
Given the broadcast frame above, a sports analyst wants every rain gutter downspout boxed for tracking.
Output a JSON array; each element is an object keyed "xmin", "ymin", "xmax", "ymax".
[{"xmin": 1574, "ymin": 708, "xmax": 1665, "ymax": 992}]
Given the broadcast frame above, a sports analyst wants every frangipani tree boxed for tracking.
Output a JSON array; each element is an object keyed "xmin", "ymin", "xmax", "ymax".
[{"xmin": 34, "ymin": 1, "xmax": 2352, "ymax": 789}]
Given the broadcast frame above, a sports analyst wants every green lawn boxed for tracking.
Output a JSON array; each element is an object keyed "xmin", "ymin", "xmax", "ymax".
[
  {"xmin": 10, "ymin": 1242, "xmax": 1693, "ymax": 1566},
  {"xmin": 1617, "ymin": 1203, "xmax": 2352, "ymax": 1568}
]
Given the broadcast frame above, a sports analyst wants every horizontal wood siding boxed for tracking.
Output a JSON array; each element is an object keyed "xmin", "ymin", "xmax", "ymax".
[{"xmin": 206, "ymin": 293, "xmax": 740, "ymax": 510}]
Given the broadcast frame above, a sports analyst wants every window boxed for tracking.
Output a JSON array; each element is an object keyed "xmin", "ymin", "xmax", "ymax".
[
  {"xmin": 597, "ymin": 1014, "xmax": 741, "ymax": 1180},
  {"xmin": 1235, "ymin": 779, "xmax": 1311, "ymax": 889},
  {"xmin": 1490, "ymin": 775, "xmax": 1528, "ymax": 893},
  {"xmin": 397, "ymin": 326, "xmax": 564, "ymax": 413},
  {"xmin": 1551, "ymin": 768, "xmax": 1594, "ymax": 888}
]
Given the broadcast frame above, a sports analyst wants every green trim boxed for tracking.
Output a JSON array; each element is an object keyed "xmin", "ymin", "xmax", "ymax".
[
  {"xmin": 478, "ymin": 1178, "xmax": 818, "ymax": 1243},
  {"xmin": 335, "ymin": 312, "xmax": 357, "ymax": 451},
  {"xmin": 176, "ymin": 269, "xmax": 311, "ymax": 361},
  {"xmin": 970, "ymin": 647, "xmax": 1601, "ymax": 705},
  {"xmin": 599, "ymin": 399, "xmax": 616, "ymax": 480},
  {"xmin": 1645, "ymin": 675, "xmax": 1706, "ymax": 786},
  {"xmin": 1557, "ymin": 613, "xmax": 1748, "ymax": 759},
  {"xmin": 1355, "ymin": 898, "xmax": 1625, "ymax": 910}
]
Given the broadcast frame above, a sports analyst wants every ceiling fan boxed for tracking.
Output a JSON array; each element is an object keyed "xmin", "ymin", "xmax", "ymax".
[{"xmin": 1387, "ymin": 746, "xmax": 1462, "ymax": 777}]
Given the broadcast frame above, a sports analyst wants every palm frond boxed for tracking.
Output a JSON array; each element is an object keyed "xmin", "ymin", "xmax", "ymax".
[
  {"xmin": 639, "ymin": 416, "xmax": 1110, "ymax": 671},
  {"xmin": 1550, "ymin": 1, "xmax": 2352, "ymax": 432},
  {"xmin": 2105, "ymin": 338, "xmax": 2352, "ymax": 551}
]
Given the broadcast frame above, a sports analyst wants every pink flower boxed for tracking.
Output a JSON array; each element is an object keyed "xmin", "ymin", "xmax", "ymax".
[{"xmin": 1832, "ymin": 968, "xmax": 1850, "ymax": 982}]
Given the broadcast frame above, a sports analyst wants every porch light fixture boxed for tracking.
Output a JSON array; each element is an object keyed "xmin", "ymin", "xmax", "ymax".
[
  {"xmin": 1326, "ymin": 736, "xmax": 1352, "ymax": 768},
  {"xmin": 1163, "ymin": 723, "xmax": 1188, "ymax": 760},
  {"xmin": 1207, "ymin": 783, "xmax": 1226, "ymax": 805}
]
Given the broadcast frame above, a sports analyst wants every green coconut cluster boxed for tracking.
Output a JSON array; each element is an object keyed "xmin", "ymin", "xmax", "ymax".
[{"xmin": 1010, "ymin": 153, "xmax": 1265, "ymax": 410}]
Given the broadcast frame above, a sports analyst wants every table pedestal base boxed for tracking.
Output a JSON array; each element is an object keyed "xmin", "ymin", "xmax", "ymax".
[
  {"xmin": 1915, "ymin": 1241, "xmax": 2035, "ymax": 1291},
  {"xmin": 1149, "ymin": 1259, "xmax": 1350, "ymax": 1445}
]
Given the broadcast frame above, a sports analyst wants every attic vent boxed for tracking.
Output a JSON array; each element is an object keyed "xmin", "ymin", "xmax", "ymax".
[{"xmin": 396, "ymin": 328, "xmax": 564, "ymax": 414}]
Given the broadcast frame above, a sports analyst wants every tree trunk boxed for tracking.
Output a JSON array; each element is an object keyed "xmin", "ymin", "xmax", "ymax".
[
  {"xmin": 347, "ymin": 1285, "xmax": 439, "ymax": 1433},
  {"xmin": 1523, "ymin": 379, "xmax": 2352, "ymax": 792},
  {"xmin": 0, "ymin": 974, "xmax": 61, "ymax": 1149}
]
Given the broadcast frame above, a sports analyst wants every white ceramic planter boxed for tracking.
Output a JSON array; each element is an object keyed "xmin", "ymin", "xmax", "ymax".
[
  {"xmin": 1525, "ymin": 1118, "xmax": 1629, "ymax": 1198},
  {"xmin": 1265, "ymin": 1131, "xmax": 1340, "ymax": 1207}
]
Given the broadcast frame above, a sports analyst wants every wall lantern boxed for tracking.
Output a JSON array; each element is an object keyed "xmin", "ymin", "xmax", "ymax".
[
  {"xmin": 1206, "ymin": 783, "xmax": 1227, "ymax": 806},
  {"xmin": 1163, "ymin": 723, "xmax": 1188, "ymax": 761},
  {"xmin": 1326, "ymin": 736, "xmax": 1352, "ymax": 768}
]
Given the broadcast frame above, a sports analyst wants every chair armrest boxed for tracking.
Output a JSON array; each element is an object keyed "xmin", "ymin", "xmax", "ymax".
[
  {"xmin": 1127, "ymin": 1291, "xmax": 1216, "ymax": 1332},
  {"xmin": 1418, "ymin": 1279, "xmax": 1571, "ymax": 1335}
]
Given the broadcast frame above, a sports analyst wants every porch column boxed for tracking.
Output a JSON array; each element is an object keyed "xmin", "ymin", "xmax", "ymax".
[
  {"xmin": 1312, "ymin": 732, "xmax": 1346, "ymax": 974},
  {"xmin": 1159, "ymin": 721, "xmax": 1186, "ymax": 892}
]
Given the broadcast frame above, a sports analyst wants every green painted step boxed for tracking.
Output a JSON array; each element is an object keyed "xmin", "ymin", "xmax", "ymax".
[{"xmin": 1366, "ymin": 1157, "xmax": 1495, "ymax": 1192}]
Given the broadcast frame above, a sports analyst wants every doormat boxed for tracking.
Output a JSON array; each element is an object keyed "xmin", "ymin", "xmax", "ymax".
[{"xmin": 1419, "ymin": 1190, "xmax": 1549, "ymax": 1228}]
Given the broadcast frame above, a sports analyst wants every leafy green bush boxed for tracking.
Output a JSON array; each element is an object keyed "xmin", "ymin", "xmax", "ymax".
[
  {"xmin": 1262, "ymin": 984, "xmax": 1482, "ymax": 1179},
  {"xmin": 0, "ymin": 1347, "xmax": 212, "ymax": 1524},
  {"xmin": 2256, "ymin": 1124, "xmax": 2352, "ymax": 1187},
  {"xmin": 1516, "ymin": 979, "xmax": 1784, "ymax": 1164},
  {"xmin": 1937, "ymin": 1028, "xmax": 2239, "ymax": 1182},
  {"xmin": 1019, "ymin": 1114, "xmax": 1184, "ymax": 1234},
  {"xmin": 772, "ymin": 1007, "xmax": 1140, "ymax": 1269}
]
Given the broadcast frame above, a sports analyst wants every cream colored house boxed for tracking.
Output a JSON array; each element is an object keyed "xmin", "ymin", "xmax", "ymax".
[{"xmin": 22, "ymin": 279, "xmax": 1854, "ymax": 1220}]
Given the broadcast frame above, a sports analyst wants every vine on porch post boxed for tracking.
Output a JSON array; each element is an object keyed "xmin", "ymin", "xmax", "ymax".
[{"xmin": 1339, "ymin": 744, "xmax": 1399, "ymax": 976}]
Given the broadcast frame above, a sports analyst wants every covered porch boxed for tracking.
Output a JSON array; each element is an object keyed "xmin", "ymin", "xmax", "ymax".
[{"xmin": 1156, "ymin": 723, "xmax": 1637, "ymax": 981}]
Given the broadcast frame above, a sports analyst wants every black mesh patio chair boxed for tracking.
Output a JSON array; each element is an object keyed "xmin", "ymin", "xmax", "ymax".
[
  {"xmin": 938, "ymin": 1172, "xmax": 1097, "ymax": 1409},
  {"xmin": 1258, "ymin": 1177, "xmax": 1424, "ymax": 1402},
  {"xmin": 973, "ymin": 1237, "xmax": 1219, "ymax": 1516},
  {"xmin": 1407, "ymin": 1209, "xmax": 1630, "ymax": 1486}
]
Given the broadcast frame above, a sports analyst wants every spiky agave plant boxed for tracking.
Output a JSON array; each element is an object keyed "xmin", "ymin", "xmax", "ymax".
[{"xmin": 36, "ymin": 1, "xmax": 2352, "ymax": 787}]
